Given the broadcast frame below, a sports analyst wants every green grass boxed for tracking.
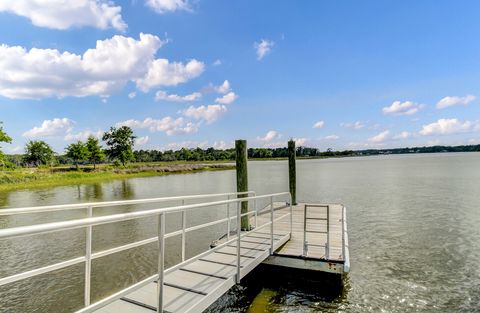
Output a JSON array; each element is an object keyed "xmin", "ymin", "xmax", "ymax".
[{"xmin": 0, "ymin": 163, "xmax": 234, "ymax": 192}]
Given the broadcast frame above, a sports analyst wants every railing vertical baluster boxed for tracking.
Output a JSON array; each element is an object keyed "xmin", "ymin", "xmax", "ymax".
[
  {"xmin": 289, "ymin": 195, "xmax": 293, "ymax": 236},
  {"xmin": 326, "ymin": 205, "xmax": 330, "ymax": 260},
  {"xmin": 303, "ymin": 204, "xmax": 307, "ymax": 256},
  {"xmin": 157, "ymin": 213, "xmax": 165, "ymax": 313},
  {"xmin": 84, "ymin": 206, "xmax": 93, "ymax": 307},
  {"xmin": 236, "ymin": 201, "xmax": 241, "ymax": 284},
  {"xmin": 227, "ymin": 195, "xmax": 231, "ymax": 241},
  {"xmin": 181, "ymin": 200, "xmax": 186, "ymax": 262},
  {"xmin": 270, "ymin": 196, "xmax": 274, "ymax": 254}
]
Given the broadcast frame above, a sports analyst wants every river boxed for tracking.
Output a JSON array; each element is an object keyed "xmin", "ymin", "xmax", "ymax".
[{"xmin": 1, "ymin": 153, "xmax": 479, "ymax": 312}]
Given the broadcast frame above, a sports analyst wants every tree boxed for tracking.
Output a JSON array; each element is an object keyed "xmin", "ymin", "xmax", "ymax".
[
  {"xmin": 86, "ymin": 136, "xmax": 105, "ymax": 169},
  {"xmin": 102, "ymin": 126, "xmax": 136, "ymax": 166},
  {"xmin": 65, "ymin": 141, "xmax": 89, "ymax": 170},
  {"xmin": 23, "ymin": 140, "xmax": 55, "ymax": 167},
  {"xmin": 0, "ymin": 123, "xmax": 12, "ymax": 167}
]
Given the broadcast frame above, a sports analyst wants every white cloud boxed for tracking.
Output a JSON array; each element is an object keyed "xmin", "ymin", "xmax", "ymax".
[
  {"xmin": 128, "ymin": 92, "xmax": 137, "ymax": 99},
  {"xmin": 145, "ymin": 0, "xmax": 191, "ymax": 13},
  {"xmin": 215, "ymin": 92, "xmax": 238, "ymax": 104},
  {"xmin": 436, "ymin": 95, "xmax": 476, "ymax": 109},
  {"xmin": 5, "ymin": 146, "xmax": 23, "ymax": 154},
  {"xmin": 368, "ymin": 130, "xmax": 390, "ymax": 143},
  {"xmin": 341, "ymin": 121, "xmax": 365, "ymax": 129},
  {"xmin": 419, "ymin": 118, "xmax": 473, "ymax": 136},
  {"xmin": 294, "ymin": 138, "xmax": 308, "ymax": 146},
  {"xmin": 163, "ymin": 140, "xmax": 208, "ymax": 151},
  {"xmin": 136, "ymin": 59, "xmax": 204, "ymax": 92},
  {"xmin": 393, "ymin": 131, "xmax": 411, "ymax": 140},
  {"xmin": 254, "ymin": 39, "xmax": 274, "ymax": 60},
  {"xmin": 383, "ymin": 101, "xmax": 423, "ymax": 116},
  {"xmin": 0, "ymin": 0, "xmax": 127, "ymax": 31},
  {"xmin": 212, "ymin": 59, "xmax": 222, "ymax": 66},
  {"xmin": 313, "ymin": 121, "xmax": 325, "ymax": 129},
  {"xmin": 212, "ymin": 140, "xmax": 232, "ymax": 149},
  {"xmin": 155, "ymin": 90, "xmax": 201, "ymax": 102},
  {"xmin": 215, "ymin": 80, "xmax": 231, "ymax": 94},
  {"xmin": 324, "ymin": 135, "xmax": 339, "ymax": 140},
  {"xmin": 117, "ymin": 117, "xmax": 198, "ymax": 135},
  {"xmin": 136, "ymin": 136, "xmax": 150, "ymax": 146},
  {"xmin": 182, "ymin": 105, "xmax": 227, "ymax": 124},
  {"xmin": 0, "ymin": 33, "xmax": 205, "ymax": 99},
  {"xmin": 257, "ymin": 130, "xmax": 281, "ymax": 142},
  {"xmin": 23, "ymin": 118, "xmax": 74, "ymax": 138},
  {"xmin": 64, "ymin": 129, "xmax": 103, "ymax": 141}
]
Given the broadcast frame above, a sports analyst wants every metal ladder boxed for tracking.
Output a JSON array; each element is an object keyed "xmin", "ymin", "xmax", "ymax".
[{"xmin": 303, "ymin": 204, "xmax": 329, "ymax": 259}]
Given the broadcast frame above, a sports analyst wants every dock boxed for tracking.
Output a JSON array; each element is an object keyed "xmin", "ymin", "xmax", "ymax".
[{"xmin": 0, "ymin": 192, "xmax": 349, "ymax": 313}]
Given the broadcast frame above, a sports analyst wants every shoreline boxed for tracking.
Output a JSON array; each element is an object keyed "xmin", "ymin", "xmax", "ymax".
[{"xmin": 0, "ymin": 163, "xmax": 235, "ymax": 192}]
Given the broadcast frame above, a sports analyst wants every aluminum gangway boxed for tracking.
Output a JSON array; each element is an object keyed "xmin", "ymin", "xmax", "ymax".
[{"xmin": 0, "ymin": 191, "xmax": 293, "ymax": 313}]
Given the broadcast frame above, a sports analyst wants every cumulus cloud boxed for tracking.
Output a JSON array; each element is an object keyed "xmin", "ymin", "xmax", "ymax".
[
  {"xmin": 145, "ymin": 0, "xmax": 191, "ymax": 13},
  {"xmin": 436, "ymin": 95, "xmax": 476, "ymax": 109},
  {"xmin": 257, "ymin": 130, "xmax": 281, "ymax": 142},
  {"xmin": 254, "ymin": 39, "xmax": 274, "ymax": 60},
  {"xmin": 155, "ymin": 90, "xmax": 201, "ymax": 102},
  {"xmin": 383, "ymin": 101, "xmax": 423, "ymax": 116},
  {"xmin": 368, "ymin": 130, "xmax": 390, "ymax": 143},
  {"xmin": 136, "ymin": 59, "xmax": 204, "ymax": 92},
  {"xmin": 64, "ymin": 129, "xmax": 103, "ymax": 141},
  {"xmin": 23, "ymin": 118, "xmax": 74, "ymax": 138},
  {"xmin": 0, "ymin": 33, "xmax": 204, "ymax": 99},
  {"xmin": 136, "ymin": 136, "xmax": 150, "ymax": 146},
  {"xmin": 341, "ymin": 121, "xmax": 365, "ymax": 129},
  {"xmin": 324, "ymin": 135, "xmax": 339, "ymax": 140},
  {"xmin": 294, "ymin": 138, "xmax": 308, "ymax": 146},
  {"xmin": 163, "ymin": 140, "xmax": 208, "ymax": 151},
  {"xmin": 117, "ymin": 117, "xmax": 198, "ymax": 135},
  {"xmin": 128, "ymin": 92, "xmax": 137, "ymax": 99},
  {"xmin": 393, "ymin": 131, "xmax": 411, "ymax": 140},
  {"xmin": 182, "ymin": 105, "xmax": 228, "ymax": 124},
  {"xmin": 419, "ymin": 118, "xmax": 473, "ymax": 136},
  {"xmin": 313, "ymin": 121, "xmax": 325, "ymax": 129},
  {"xmin": 215, "ymin": 92, "xmax": 238, "ymax": 104},
  {"xmin": 215, "ymin": 80, "xmax": 231, "ymax": 94},
  {"xmin": 0, "ymin": 0, "xmax": 127, "ymax": 31},
  {"xmin": 212, "ymin": 59, "xmax": 222, "ymax": 66}
]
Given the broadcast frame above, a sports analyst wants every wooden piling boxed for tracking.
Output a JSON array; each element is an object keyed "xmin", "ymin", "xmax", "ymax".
[
  {"xmin": 288, "ymin": 140, "xmax": 297, "ymax": 205},
  {"xmin": 235, "ymin": 140, "xmax": 249, "ymax": 230}
]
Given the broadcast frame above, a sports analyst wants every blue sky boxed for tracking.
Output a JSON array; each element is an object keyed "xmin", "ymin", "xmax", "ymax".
[{"xmin": 0, "ymin": 0, "xmax": 480, "ymax": 153}]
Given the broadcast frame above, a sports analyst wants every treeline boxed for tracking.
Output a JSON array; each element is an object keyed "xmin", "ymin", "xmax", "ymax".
[{"xmin": 357, "ymin": 145, "xmax": 480, "ymax": 155}]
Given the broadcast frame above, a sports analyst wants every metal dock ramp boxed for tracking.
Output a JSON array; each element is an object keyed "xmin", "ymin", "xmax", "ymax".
[{"xmin": 0, "ymin": 191, "xmax": 348, "ymax": 313}]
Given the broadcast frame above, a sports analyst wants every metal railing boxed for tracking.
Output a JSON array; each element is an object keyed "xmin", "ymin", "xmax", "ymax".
[
  {"xmin": 0, "ymin": 191, "xmax": 292, "ymax": 313},
  {"xmin": 303, "ymin": 204, "xmax": 330, "ymax": 259}
]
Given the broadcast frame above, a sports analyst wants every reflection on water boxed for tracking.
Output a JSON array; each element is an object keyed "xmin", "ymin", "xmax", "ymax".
[{"xmin": 1, "ymin": 153, "xmax": 480, "ymax": 312}]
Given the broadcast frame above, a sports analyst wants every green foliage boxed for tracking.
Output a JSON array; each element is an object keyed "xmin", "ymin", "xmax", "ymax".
[
  {"xmin": 86, "ymin": 136, "xmax": 105, "ymax": 169},
  {"xmin": 23, "ymin": 140, "xmax": 55, "ymax": 167},
  {"xmin": 0, "ymin": 122, "xmax": 12, "ymax": 167},
  {"xmin": 102, "ymin": 126, "xmax": 136, "ymax": 166},
  {"xmin": 65, "ymin": 141, "xmax": 89, "ymax": 169}
]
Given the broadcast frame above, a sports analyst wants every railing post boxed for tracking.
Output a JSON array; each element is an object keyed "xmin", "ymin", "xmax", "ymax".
[
  {"xmin": 289, "ymin": 194, "xmax": 293, "ymax": 236},
  {"xmin": 236, "ymin": 201, "xmax": 241, "ymax": 284},
  {"xmin": 341, "ymin": 205, "xmax": 345, "ymax": 261},
  {"xmin": 181, "ymin": 200, "xmax": 186, "ymax": 262},
  {"xmin": 157, "ymin": 213, "xmax": 165, "ymax": 313},
  {"xmin": 227, "ymin": 195, "xmax": 231, "ymax": 241},
  {"xmin": 84, "ymin": 206, "xmax": 93, "ymax": 307},
  {"xmin": 303, "ymin": 204, "xmax": 307, "ymax": 256},
  {"xmin": 270, "ymin": 196, "xmax": 274, "ymax": 254},
  {"xmin": 326, "ymin": 205, "xmax": 330, "ymax": 259}
]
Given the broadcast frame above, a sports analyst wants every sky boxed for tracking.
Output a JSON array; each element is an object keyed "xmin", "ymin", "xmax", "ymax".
[{"xmin": 0, "ymin": 0, "xmax": 480, "ymax": 153}]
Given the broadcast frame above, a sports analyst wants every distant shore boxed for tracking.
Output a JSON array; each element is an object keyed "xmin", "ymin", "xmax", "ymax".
[{"xmin": 0, "ymin": 162, "xmax": 235, "ymax": 192}]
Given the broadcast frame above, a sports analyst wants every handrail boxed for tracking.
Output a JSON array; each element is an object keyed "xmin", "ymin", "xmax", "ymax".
[
  {"xmin": 0, "ymin": 191, "xmax": 255, "ymax": 215},
  {"xmin": 0, "ymin": 191, "xmax": 292, "ymax": 313}
]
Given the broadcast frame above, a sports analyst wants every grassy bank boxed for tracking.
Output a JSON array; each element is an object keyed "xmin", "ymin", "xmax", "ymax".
[{"xmin": 0, "ymin": 162, "xmax": 235, "ymax": 191}]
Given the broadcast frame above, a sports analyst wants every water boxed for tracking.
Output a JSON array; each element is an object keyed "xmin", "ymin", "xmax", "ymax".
[{"xmin": 1, "ymin": 153, "xmax": 480, "ymax": 312}]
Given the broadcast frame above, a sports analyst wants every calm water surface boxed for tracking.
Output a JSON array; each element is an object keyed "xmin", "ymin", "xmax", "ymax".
[{"xmin": 1, "ymin": 153, "xmax": 479, "ymax": 312}]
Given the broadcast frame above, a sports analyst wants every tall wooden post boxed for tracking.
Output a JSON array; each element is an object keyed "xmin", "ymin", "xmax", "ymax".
[
  {"xmin": 288, "ymin": 140, "xmax": 297, "ymax": 205},
  {"xmin": 235, "ymin": 140, "xmax": 249, "ymax": 230}
]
